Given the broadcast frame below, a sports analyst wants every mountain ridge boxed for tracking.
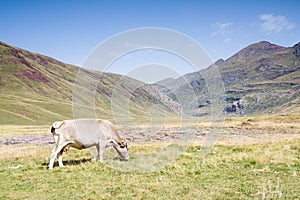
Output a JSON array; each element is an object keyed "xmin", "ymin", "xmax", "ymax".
[
  {"xmin": 154, "ymin": 41, "xmax": 300, "ymax": 117},
  {"xmin": 0, "ymin": 41, "xmax": 181, "ymax": 125},
  {"xmin": 233, "ymin": 41, "xmax": 284, "ymax": 57},
  {"xmin": 1, "ymin": 40, "xmax": 299, "ymax": 125}
]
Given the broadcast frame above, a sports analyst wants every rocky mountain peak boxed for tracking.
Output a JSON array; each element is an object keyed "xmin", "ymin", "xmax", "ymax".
[
  {"xmin": 234, "ymin": 41, "xmax": 284, "ymax": 57},
  {"xmin": 214, "ymin": 59, "xmax": 225, "ymax": 66}
]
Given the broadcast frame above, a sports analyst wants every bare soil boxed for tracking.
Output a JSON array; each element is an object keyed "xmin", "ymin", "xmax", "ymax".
[
  {"xmin": 0, "ymin": 134, "xmax": 54, "ymax": 146},
  {"xmin": 0, "ymin": 126, "xmax": 299, "ymax": 147}
]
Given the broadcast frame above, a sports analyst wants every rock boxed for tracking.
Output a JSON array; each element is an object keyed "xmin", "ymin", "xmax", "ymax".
[{"xmin": 293, "ymin": 42, "xmax": 300, "ymax": 57}]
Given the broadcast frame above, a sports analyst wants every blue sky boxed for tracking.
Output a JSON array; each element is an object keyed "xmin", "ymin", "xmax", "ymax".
[{"xmin": 1, "ymin": 0, "xmax": 299, "ymax": 81}]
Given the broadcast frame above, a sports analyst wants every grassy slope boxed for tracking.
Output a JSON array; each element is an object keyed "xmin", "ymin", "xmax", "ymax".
[
  {"xmin": 155, "ymin": 41, "xmax": 300, "ymax": 117},
  {"xmin": 0, "ymin": 42, "xmax": 179, "ymax": 125},
  {"xmin": 219, "ymin": 42, "xmax": 300, "ymax": 118},
  {"xmin": 0, "ymin": 42, "xmax": 77, "ymax": 124},
  {"xmin": 0, "ymin": 135, "xmax": 299, "ymax": 199}
]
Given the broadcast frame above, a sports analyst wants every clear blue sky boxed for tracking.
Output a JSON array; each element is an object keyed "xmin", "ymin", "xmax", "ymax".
[{"xmin": 1, "ymin": 0, "xmax": 299, "ymax": 80}]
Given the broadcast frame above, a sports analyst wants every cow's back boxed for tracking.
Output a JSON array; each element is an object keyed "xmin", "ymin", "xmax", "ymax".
[
  {"xmin": 71, "ymin": 119, "xmax": 116, "ymax": 145},
  {"xmin": 97, "ymin": 119, "xmax": 118, "ymax": 138},
  {"xmin": 54, "ymin": 118, "xmax": 119, "ymax": 146}
]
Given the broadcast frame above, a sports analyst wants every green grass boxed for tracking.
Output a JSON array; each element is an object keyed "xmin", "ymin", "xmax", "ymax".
[
  {"xmin": 0, "ymin": 136, "xmax": 299, "ymax": 199},
  {"xmin": 0, "ymin": 95, "xmax": 73, "ymax": 125},
  {"xmin": 0, "ymin": 42, "xmax": 181, "ymax": 125}
]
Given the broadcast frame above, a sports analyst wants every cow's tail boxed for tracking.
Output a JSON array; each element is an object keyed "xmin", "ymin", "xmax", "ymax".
[{"xmin": 51, "ymin": 121, "xmax": 64, "ymax": 135}]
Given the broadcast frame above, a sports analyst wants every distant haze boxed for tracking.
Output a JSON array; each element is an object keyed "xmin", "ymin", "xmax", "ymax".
[{"xmin": 126, "ymin": 64, "xmax": 180, "ymax": 83}]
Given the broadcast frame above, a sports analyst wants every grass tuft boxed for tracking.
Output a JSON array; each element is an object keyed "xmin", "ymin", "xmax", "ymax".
[{"xmin": 0, "ymin": 132, "xmax": 299, "ymax": 199}]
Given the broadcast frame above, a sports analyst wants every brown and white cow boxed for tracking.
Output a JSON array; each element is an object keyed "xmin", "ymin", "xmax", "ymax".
[{"xmin": 48, "ymin": 118, "xmax": 129, "ymax": 170}]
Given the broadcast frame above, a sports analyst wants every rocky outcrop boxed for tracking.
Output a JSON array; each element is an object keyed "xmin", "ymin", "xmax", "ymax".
[
  {"xmin": 293, "ymin": 42, "xmax": 300, "ymax": 57},
  {"xmin": 156, "ymin": 41, "xmax": 300, "ymax": 116}
]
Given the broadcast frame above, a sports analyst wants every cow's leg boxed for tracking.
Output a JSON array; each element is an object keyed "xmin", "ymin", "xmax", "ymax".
[
  {"xmin": 57, "ymin": 149, "xmax": 64, "ymax": 167},
  {"xmin": 98, "ymin": 139, "xmax": 106, "ymax": 162},
  {"xmin": 91, "ymin": 145, "xmax": 98, "ymax": 162},
  {"xmin": 49, "ymin": 134, "xmax": 60, "ymax": 170},
  {"xmin": 48, "ymin": 145, "xmax": 65, "ymax": 170},
  {"xmin": 99, "ymin": 146, "xmax": 104, "ymax": 162},
  {"xmin": 49, "ymin": 147, "xmax": 58, "ymax": 170}
]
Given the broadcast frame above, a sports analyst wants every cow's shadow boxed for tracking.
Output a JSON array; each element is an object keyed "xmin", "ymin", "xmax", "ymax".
[{"xmin": 42, "ymin": 158, "xmax": 92, "ymax": 168}]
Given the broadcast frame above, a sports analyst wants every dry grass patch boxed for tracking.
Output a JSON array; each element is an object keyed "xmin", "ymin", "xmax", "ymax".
[
  {"xmin": 0, "ymin": 122, "xmax": 299, "ymax": 199},
  {"xmin": 0, "ymin": 136, "xmax": 299, "ymax": 199},
  {"xmin": 0, "ymin": 125, "xmax": 49, "ymax": 138}
]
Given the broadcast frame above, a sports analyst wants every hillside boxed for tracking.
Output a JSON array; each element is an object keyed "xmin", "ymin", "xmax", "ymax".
[
  {"xmin": 0, "ymin": 42, "xmax": 180, "ymax": 125},
  {"xmin": 154, "ymin": 41, "xmax": 300, "ymax": 117},
  {"xmin": 1, "ymin": 41, "xmax": 299, "ymax": 125}
]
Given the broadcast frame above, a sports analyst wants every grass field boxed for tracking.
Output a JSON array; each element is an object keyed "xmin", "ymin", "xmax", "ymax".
[{"xmin": 0, "ymin": 123, "xmax": 299, "ymax": 199}]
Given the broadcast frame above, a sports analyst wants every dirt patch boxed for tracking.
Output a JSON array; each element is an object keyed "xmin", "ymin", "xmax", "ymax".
[
  {"xmin": 218, "ymin": 133, "xmax": 300, "ymax": 145},
  {"xmin": 18, "ymin": 69, "xmax": 49, "ymax": 82},
  {"xmin": 10, "ymin": 49, "xmax": 33, "ymax": 68},
  {"xmin": 1, "ymin": 127, "xmax": 299, "ymax": 147},
  {"xmin": 0, "ymin": 76, "xmax": 4, "ymax": 87},
  {"xmin": 0, "ymin": 134, "xmax": 53, "ymax": 146}
]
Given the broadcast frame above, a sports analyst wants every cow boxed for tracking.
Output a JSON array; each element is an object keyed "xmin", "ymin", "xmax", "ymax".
[{"xmin": 48, "ymin": 118, "xmax": 129, "ymax": 170}]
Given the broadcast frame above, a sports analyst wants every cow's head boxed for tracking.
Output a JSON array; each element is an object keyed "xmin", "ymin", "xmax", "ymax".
[{"xmin": 110, "ymin": 139, "xmax": 129, "ymax": 161}]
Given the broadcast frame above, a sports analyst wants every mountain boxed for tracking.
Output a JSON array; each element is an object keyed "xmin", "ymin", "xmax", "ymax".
[
  {"xmin": 154, "ymin": 41, "xmax": 300, "ymax": 117},
  {"xmin": 1, "ymin": 41, "xmax": 299, "ymax": 125},
  {"xmin": 0, "ymin": 42, "xmax": 181, "ymax": 125}
]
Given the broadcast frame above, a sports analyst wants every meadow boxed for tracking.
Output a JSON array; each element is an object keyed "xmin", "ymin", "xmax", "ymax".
[{"xmin": 0, "ymin": 121, "xmax": 299, "ymax": 199}]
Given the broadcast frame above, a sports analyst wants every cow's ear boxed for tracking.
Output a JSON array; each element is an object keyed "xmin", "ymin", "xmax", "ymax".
[
  {"xmin": 109, "ymin": 140, "xmax": 115, "ymax": 145},
  {"xmin": 109, "ymin": 139, "xmax": 118, "ymax": 146}
]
